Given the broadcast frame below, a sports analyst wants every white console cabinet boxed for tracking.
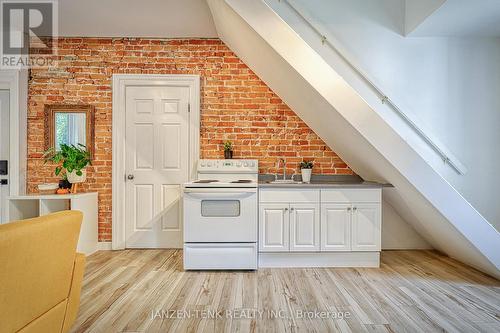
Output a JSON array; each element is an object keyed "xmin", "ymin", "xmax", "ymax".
[
  {"xmin": 259, "ymin": 187, "xmax": 381, "ymax": 268},
  {"xmin": 6, "ymin": 192, "xmax": 98, "ymax": 255}
]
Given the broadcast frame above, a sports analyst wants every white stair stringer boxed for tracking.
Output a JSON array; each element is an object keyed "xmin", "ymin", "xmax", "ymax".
[{"xmin": 206, "ymin": 0, "xmax": 500, "ymax": 277}]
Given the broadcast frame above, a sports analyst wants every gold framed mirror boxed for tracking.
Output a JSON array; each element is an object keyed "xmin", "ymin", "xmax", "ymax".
[{"xmin": 44, "ymin": 104, "xmax": 95, "ymax": 156}]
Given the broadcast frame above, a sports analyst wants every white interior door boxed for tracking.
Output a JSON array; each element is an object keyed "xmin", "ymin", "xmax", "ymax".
[
  {"xmin": 125, "ymin": 85, "xmax": 190, "ymax": 248},
  {"xmin": 0, "ymin": 90, "xmax": 9, "ymax": 224}
]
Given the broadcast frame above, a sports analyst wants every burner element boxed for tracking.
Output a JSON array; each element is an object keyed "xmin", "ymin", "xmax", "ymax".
[
  {"xmin": 231, "ymin": 180, "xmax": 253, "ymax": 183},
  {"xmin": 193, "ymin": 180, "xmax": 219, "ymax": 183}
]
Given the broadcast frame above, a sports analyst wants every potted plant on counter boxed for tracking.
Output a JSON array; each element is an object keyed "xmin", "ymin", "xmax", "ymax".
[
  {"xmin": 44, "ymin": 143, "xmax": 92, "ymax": 193},
  {"xmin": 299, "ymin": 160, "xmax": 313, "ymax": 183},
  {"xmin": 224, "ymin": 140, "xmax": 233, "ymax": 159}
]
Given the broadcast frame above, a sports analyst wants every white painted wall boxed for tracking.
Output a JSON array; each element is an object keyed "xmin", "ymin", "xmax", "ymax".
[
  {"xmin": 211, "ymin": 0, "xmax": 500, "ymax": 278},
  {"xmin": 382, "ymin": 198, "xmax": 431, "ymax": 249},
  {"xmin": 59, "ymin": 0, "xmax": 217, "ymax": 37},
  {"xmin": 405, "ymin": 0, "xmax": 446, "ymax": 35},
  {"xmin": 407, "ymin": 0, "xmax": 500, "ymax": 37},
  {"xmin": 266, "ymin": 0, "xmax": 500, "ymax": 230}
]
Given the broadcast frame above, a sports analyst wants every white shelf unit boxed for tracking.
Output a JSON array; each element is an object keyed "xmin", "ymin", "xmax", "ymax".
[{"xmin": 7, "ymin": 192, "xmax": 98, "ymax": 255}]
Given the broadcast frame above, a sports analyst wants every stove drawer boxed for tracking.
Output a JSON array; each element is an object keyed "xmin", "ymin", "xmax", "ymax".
[{"xmin": 183, "ymin": 243, "xmax": 257, "ymax": 270}]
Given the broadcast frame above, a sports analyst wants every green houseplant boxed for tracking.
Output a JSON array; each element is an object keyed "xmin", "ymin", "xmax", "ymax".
[
  {"xmin": 44, "ymin": 143, "xmax": 92, "ymax": 192},
  {"xmin": 299, "ymin": 160, "xmax": 313, "ymax": 183},
  {"xmin": 223, "ymin": 140, "xmax": 233, "ymax": 159}
]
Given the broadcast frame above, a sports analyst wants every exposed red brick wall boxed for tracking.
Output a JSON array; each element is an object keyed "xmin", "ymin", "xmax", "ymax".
[{"xmin": 27, "ymin": 38, "xmax": 354, "ymax": 241}]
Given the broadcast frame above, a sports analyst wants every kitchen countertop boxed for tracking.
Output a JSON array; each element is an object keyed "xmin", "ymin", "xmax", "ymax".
[{"xmin": 258, "ymin": 174, "xmax": 392, "ymax": 189}]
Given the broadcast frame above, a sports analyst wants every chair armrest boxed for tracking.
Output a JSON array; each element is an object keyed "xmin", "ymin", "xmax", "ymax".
[{"xmin": 62, "ymin": 253, "xmax": 86, "ymax": 333}]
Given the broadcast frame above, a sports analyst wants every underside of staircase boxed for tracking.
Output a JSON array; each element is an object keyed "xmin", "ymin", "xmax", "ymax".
[{"xmin": 206, "ymin": 0, "xmax": 500, "ymax": 278}]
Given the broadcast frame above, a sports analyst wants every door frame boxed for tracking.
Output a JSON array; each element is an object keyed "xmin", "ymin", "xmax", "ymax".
[
  {"xmin": 0, "ymin": 69, "xmax": 28, "ymax": 197},
  {"xmin": 112, "ymin": 74, "xmax": 200, "ymax": 250}
]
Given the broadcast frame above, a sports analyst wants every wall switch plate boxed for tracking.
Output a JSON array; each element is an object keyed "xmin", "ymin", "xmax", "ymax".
[{"xmin": 0, "ymin": 160, "xmax": 7, "ymax": 175}]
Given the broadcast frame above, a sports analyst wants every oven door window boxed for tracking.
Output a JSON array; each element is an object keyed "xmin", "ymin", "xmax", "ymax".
[{"xmin": 201, "ymin": 200, "xmax": 240, "ymax": 217}]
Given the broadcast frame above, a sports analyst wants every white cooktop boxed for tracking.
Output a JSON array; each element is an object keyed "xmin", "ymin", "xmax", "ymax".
[
  {"xmin": 183, "ymin": 179, "xmax": 258, "ymax": 188},
  {"xmin": 184, "ymin": 159, "xmax": 258, "ymax": 188}
]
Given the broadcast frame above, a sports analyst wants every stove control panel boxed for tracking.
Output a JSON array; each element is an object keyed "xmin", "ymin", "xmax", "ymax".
[{"xmin": 198, "ymin": 159, "xmax": 258, "ymax": 173}]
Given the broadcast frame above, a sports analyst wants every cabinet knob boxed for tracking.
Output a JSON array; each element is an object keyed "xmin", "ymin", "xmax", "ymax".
[
  {"xmin": 347, "ymin": 207, "xmax": 351, "ymax": 211},
  {"xmin": 290, "ymin": 207, "xmax": 294, "ymax": 211},
  {"xmin": 284, "ymin": 208, "xmax": 288, "ymax": 211},
  {"xmin": 127, "ymin": 174, "xmax": 135, "ymax": 180},
  {"xmin": 353, "ymin": 207, "xmax": 357, "ymax": 211}
]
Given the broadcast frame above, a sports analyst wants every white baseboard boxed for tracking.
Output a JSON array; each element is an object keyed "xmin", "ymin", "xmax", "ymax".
[
  {"xmin": 258, "ymin": 252, "xmax": 380, "ymax": 268},
  {"xmin": 97, "ymin": 242, "xmax": 112, "ymax": 251}
]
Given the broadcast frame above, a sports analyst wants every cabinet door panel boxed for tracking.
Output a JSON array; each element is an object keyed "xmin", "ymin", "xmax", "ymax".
[
  {"xmin": 290, "ymin": 203, "xmax": 320, "ymax": 252},
  {"xmin": 352, "ymin": 203, "xmax": 381, "ymax": 251},
  {"xmin": 259, "ymin": 203, "xmax": 289, "ymax": 252},
  {"xmin": 321, "ymin": 203, "xmax": 351, "ymax": 251}
]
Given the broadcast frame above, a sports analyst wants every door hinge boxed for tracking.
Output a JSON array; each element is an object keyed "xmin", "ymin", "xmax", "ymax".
[{"xmin": 188, "ymin": 103, "xmax": 191, "ymax": 112}]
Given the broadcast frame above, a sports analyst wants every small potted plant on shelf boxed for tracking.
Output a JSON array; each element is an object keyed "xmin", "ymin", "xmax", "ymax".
[
  {"xmin": 299, "ymin": 160, "xmax": 314, "ymax": 183},
  {"xmin": 43, "ymin": 143, "xmax": 92, "ymax": 193},
  {"xmin": 224, "ymin": 140, "xmax": 233, "ymax": 159}
]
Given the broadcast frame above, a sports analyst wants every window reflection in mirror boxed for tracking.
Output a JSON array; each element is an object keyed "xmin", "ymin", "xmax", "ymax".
[
  {"xmin": 55, "ymin": 112, "xmax": 87, "ymax": 150},
  {"xmin": 45, "ymin": 104, "xmax": 95, "ymax": 157}
]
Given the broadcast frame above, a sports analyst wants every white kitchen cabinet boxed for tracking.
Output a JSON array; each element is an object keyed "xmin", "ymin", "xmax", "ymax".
[
  {"xmin": 321, "ymin": 203, "xmax": 351, "ymax": 251},
  {"xmin": 351, "ymin": 203, "xmax": 381, "ymax": 251},
  {"xmin": 259, "ymin": 189, "xmax": 320, "ymax": 253},
  {"xmin": 258, "ymin": 187, "xmax": 382, "ymax": 268},
  {"xmin": 259, "ymin": 203, "xmax": 289, "ymax": 252},
  {"xmin": 289, "ymin": 203, "xmax": 320, "ymax": 252}
]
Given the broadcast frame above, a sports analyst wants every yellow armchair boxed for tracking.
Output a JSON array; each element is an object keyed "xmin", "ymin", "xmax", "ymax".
[{"xmin": 0, "ymin": 211, "xmax": 86, "ymax": 333}]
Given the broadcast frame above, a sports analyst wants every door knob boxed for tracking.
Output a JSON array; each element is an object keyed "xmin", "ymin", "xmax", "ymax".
[{"xmin": 127, "ymin": 174, "xmax": 135, "ymax": 180}]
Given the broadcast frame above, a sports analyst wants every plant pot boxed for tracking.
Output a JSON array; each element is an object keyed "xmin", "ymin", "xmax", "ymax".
[
  {"xmin": 59, "ymin": 179, "xmax": 72, "ymax": 189},
  {"xmin": 67, "ymin": 169, "xmax": 86, "ymax": 184},
  {"xmin": 224, "ymin": 150, "xmax": 233, "ymax": 159},
  {"xmin": 301, "ymin": 168, "xmax": 312, "ymax": 183},
  {"xmin": 38, "ymin": 183, "xmax": 59, "ymax": 195}
]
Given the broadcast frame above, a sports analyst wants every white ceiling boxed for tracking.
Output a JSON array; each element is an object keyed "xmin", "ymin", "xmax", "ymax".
[
  {"xmin": 57, "ymin": 0, "xmax": 500, "ymax": 38},
  {"xmin": 58, "ymin": 0, "xmax": 218, "ymax": 38},
  {"xmin": 406, "ymin": 0, "xmax": 500, "ymax": 37}
]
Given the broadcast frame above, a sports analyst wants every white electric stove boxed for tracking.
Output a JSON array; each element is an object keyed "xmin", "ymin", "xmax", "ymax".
[{"xmin": 183, "ymin": 159, "xmax": 258, "ymax": 270}]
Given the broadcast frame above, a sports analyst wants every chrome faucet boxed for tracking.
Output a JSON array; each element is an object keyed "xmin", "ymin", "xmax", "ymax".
[{"xmin": 275, "ymin": 158, "xmax": 286, "ymax": 181}]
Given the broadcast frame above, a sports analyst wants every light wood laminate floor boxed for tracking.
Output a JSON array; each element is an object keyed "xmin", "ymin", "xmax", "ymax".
[{"xmin": 71, "ymin": 250, "xmax": 500, "ymax": 333}]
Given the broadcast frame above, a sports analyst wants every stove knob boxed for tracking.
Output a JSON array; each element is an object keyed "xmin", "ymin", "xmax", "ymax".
[
  {"xmin": 243, "ymin": 162, "xmax": 248, "ymax": 167},
  {"xmin": 200, "ymin": 161, "xmax": 206, "ymax": 167},
  {"xmin": 207, "ymin": 162, "xmax": 212, "ymax": 167}
]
